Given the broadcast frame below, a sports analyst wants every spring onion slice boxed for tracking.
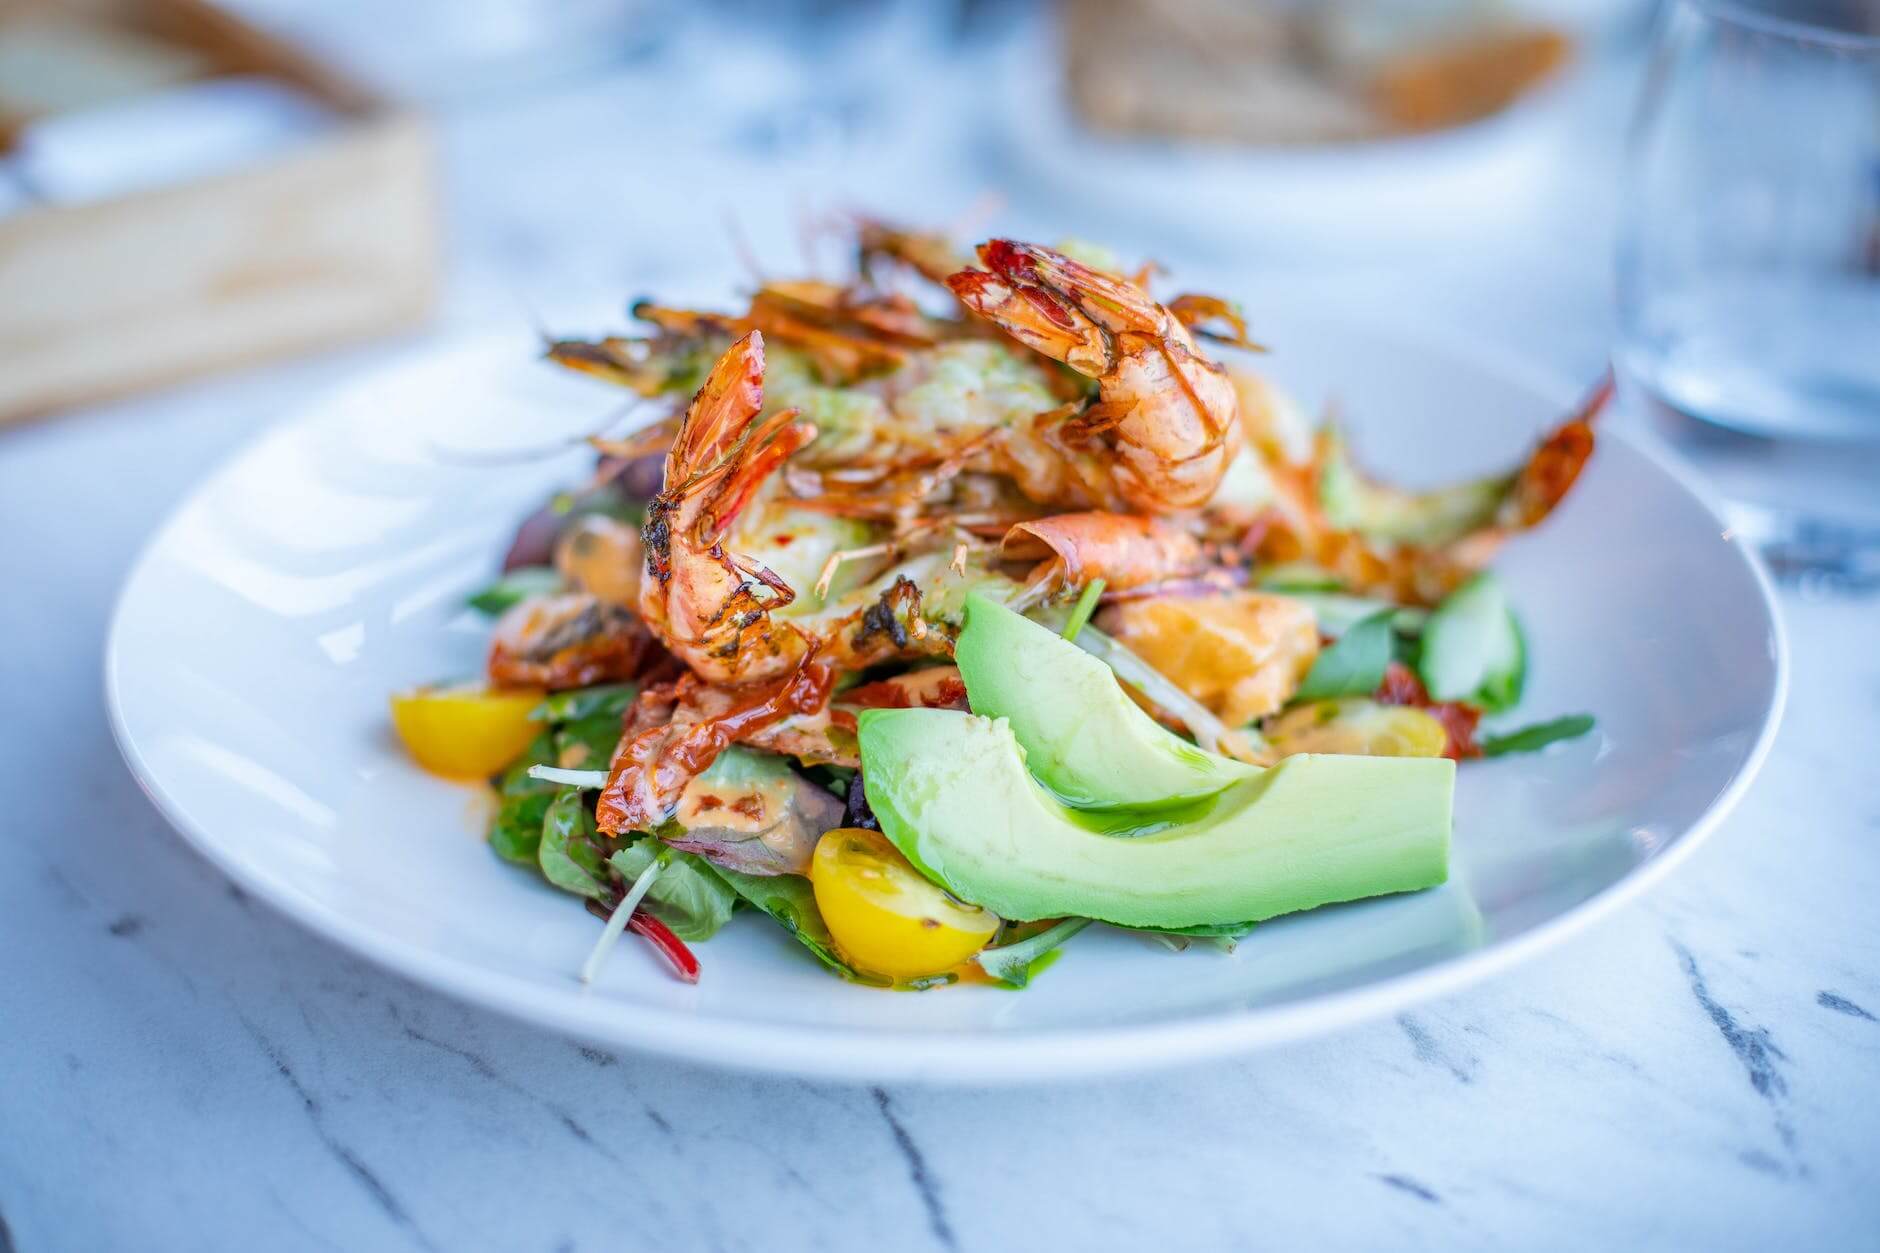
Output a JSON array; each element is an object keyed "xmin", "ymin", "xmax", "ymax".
[
  {"xmin": 580, "ymin": 857, "xmax": 664, "ymax": 984},
  {"xmin": 1060, "ymin": 578, "xmax": 1106, "ymax": 643},
  {"xmin": 975, "ymin": 918, "xmax": 1092, "ymax": 988},
  {"xmin": 528, "ymin": 765, "xmax": 609, "ymax": 788},
  {"xmin": 1070, "ymin": 626, "xmax": 1263, "ymax": 762}
]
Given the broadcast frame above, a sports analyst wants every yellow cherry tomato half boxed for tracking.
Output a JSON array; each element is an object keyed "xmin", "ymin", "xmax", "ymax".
[
  {"xmin": 810, "ymin": 827, "xmax": 1001, "ymax": 980},
  {"xmin": 1265, "ymin": 698, "xmax": 1449, "ymax": 759},
  {"xmin": 390, "ymin": 682, "xmax": 546, "ymax": 780}
]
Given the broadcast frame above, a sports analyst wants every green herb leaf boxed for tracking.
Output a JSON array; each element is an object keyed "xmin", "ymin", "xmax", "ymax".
[
  {"xmin": 1480, "ymin": 714, "xmax": 1595, "ymax": 757},
  {"xmin": 1060, "ymin": 577, "xmax": 1106, "ymax": 642},
  {"xmin": 490, "ymin": 730, "xmax": 560, "ymax": 865},
  {"xmin": 609, "ymin": 843, "xmax": 737, "ymax": 942},
  {"xmin": 1293, "ymin": 609, "xmax": 1394, "ymax": 701},
  {"xmin": 489, "ymin": 790, "xmax": 554, "ymax": 865},
  {"xmin": 530, "ymin": 683, "xmax": 639, "ymax": 724},
  {"xmin": 975, "ymin": 918, "xmax": 1091, "ymax": 988},
  {"xmin": 467, "ymin": 566, "xmax": 562, "ymax": 616},
  {"xmin": 538, "ymin": 788, "xmax": 613, "ymax": 900},
  {"xmin": 706, "ymin": 866, "xmax": 875, "ymax": 982}
]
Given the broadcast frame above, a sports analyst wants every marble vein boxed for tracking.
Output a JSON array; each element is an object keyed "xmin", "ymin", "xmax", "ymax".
[
  {"xmin": 1670, "ymin": 938, "xmax": 1800, "ymax": 1172},
  {"xmin": 388, "ymin": 1007, "xmax": 622, "ymax": 1164},
  {"xmin": 1397, "ymin": 1014, "xmax": 1477, "ymax": 1084},
  {"xmin": 1815, "ymin": 992, "xmax": 1876, "ymax": 1022},
  {"xmin": 872, "ymin": 1088, "xmax": 957, "ymax": 1252},
  {"xmin": 238, "ymin": 1016, "xmax": 437, "ymax": 1252},
  {"xmin": 1671, "ymin": 940, "xmax": 1790, "ymax": 1105},
  {"xmin": 1377, "ymin": 1174, "xmax": 1442, "ymax": 1205}
]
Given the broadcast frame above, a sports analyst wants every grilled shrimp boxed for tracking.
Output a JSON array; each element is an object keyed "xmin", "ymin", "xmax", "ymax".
[
  {"xmin": 946, "ymin": 240, "xmax": 1244, "ymax": 513},
  {"xmin": 596, "ymin": 656, "xmax": 835, "ymax": 835},
  {"xmin": 856, "ymin": 219, "xmax": 970, "ymax": 290},
  {"xmin": 639, "ymin": 331, "xmax": 1032, "ymax": 688},
  {"xmin": 1219, "ymin": 372, "xmax": 1611, "ymax": 605},
  {"xmin": 487, "ymin": 592, "xmax": 661, "ymax": 691},
  {"xmin": 552, "ymin": 233, "xmax": 1258, "ymax": 520},
  {"xmin": 639, "ymin": 331, "xmax": 820, "ymax": 686}
]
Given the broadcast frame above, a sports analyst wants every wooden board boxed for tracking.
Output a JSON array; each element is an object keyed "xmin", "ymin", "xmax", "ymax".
[{"xmin": 0, "ymin": 0, "xmax": 438, "ymax": 424}]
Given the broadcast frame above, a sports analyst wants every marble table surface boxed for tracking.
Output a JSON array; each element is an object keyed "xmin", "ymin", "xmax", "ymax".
[{"xmin": 4, "ymin": 10, "xmax": 1878, "ymax": 1250}]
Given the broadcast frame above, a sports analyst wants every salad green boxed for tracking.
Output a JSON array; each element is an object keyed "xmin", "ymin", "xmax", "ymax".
[{"xmin": 391, "ymin": 224, "xmax": 1608, "ymax": 992}]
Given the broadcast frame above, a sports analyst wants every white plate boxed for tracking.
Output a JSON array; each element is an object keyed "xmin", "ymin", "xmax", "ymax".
[{"xmin": 106, "ymin": 310, "xmax": 1785, "ymax": 1083}]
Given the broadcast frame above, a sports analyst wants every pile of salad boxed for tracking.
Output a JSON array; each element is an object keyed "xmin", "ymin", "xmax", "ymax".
[{"xmin": 390, "ymin": 225, "xmax": 1605, "ymax": 990}]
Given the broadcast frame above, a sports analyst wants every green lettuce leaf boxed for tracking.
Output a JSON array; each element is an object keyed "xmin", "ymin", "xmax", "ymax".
[
  {"xmin": 608, "ymin": 843, "xmax": 737, "ymax": 942},
  {"xmin": 467, "ymin": 567, "xmax": 562, "ymax": 616},
  {"xmin": 538, "ymin": 788, "xmax": 612, "ymax": 900},
  {"xmin": 531, "ymin": 683, "xmax": 639, "ymax": 724},
  {"xmin": 706, "ymin": 866, "xmax": 873, "ymax": 982},
  {"xmin": 1293, "ymin": 609, "xmax": 1394, "ymax": 701},
  {"xmin": 489, "ymin": 791, "xmax": 554, "ymax": 866},
  {"xmin": 498, "ymin": 729, "xmax": 557, "ymax": 796},
  {"xmin": 555, "ymin": 712, "xmax": 624, "ymax": 772},
  {"xmin": 1481, "ymin": 713, "xmax": 1595, "ymax": 757},
  {"xmin": 488, "ymin": 730, "xmax": 558, "ymax": 865}
]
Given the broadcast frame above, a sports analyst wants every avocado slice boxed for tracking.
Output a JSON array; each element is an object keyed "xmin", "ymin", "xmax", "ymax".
[
  {"xmin": 954, "ymin": 592, "xmax": 1254, "ymax": 809},
  {"xmin": 859, "ymin": 708, "xmax": 1452, "ymax": 928}
]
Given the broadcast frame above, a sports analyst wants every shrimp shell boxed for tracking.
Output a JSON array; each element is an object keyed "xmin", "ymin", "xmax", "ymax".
[
  {"xmin": 1000, "ymin": 512, "xmax": 1205, "ymax": 597},
  {"xmin": 638, "ymin": 331, "xmax": 819, "ymax": 686},
  {"xmin": 947, "ymin": 240, "xmax": 1244, "ymax": 514}
]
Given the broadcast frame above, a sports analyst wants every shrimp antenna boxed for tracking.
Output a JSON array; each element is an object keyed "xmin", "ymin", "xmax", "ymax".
[
  {"xmin": 426, "ymin": 396, "xmax": 650, "ymax": 466},
  {"xmin": 497, "ymin": 274, "xmax": 554, "ymax": 346},
  {"xmin": 721, "ymin": 208, "xmax": 767, "ymax": 284},
  {"xmin": 792, "ymin": 195, "xmax": 830, "ymax": 280}
]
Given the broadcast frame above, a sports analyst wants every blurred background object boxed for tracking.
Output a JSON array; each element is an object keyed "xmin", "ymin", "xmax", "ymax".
[
  {"xmin": 981, "ymin": 0, "xmax": 1662, "ymax": 263},
  {"xmin": 0, "ymin": 0, "xmax": 1639, "ymax": 424},
  {"xmin": 2, "ymin": 0, "xmax": 1874, "ymax": 569},
  {"xmin": 11, "ymin": 74, "xmax": 333, "ymax": 201},
  {"xmin": 216, "ymin": 0, "xmax": 659, "ymax": 102},
  {"xmin": 1617, "ymin": 0, "xmax": 1880, "ymax": 443},
  {"xmin": 0, "ymin": 0, "xmax": 436, "ymax": 425},
  {"xmin": 1064, "ymin": 0, "xmax": 1570, "ymax": 144}
]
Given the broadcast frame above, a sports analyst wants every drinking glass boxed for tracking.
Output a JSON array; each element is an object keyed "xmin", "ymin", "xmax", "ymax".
[{"xmin": 1617, "ymin": 0, "xmax": 1880, "ymax": 441}]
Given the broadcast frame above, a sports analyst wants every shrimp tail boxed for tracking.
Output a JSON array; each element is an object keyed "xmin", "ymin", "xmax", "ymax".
[
  {"xmin": 664, "ymin": 331, "xmax": 771, "ymax": 482},
  {"xmin": 1502, "ymin": 369, "xmax": 1610, "ymax": 528}
]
